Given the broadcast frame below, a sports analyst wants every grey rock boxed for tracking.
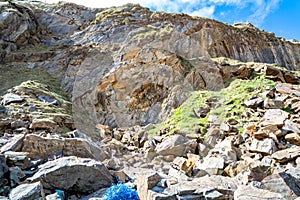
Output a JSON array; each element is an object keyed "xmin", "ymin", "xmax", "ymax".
[
  {"xmin": 27, "ymin": 156, "xmax": 113, "ymax": 193},
  {"xmin": 1, "ymin": 94, "xmax": 23, "ymax": 105},
  {"xmin": 261, "ymin": 109, "xmax": 289, "ymax": 127},
  {"xmin": 0, "ymin": 155, "xmax": 8, "ymax": 179},
  {"xmin": 0, "ymin": 105, "xmax": 6, "ymax": 113},
  {"xmin": 10, "ymin": 121, "xmax": 25, "ymax": 129},
  {"xmin": 9, "ymin": 182, "xmax": 42, "ymax": 200},
  {"xmin": 283, "ymin": 120, "xmax": 300, "ymax": 134},
  {"xmin": 244, "ymin": 97, "xmax": 264, "ymax": 108},
  {"xmin": 204, "ymin": 190, "xmax": 224, "ymax": 200}
]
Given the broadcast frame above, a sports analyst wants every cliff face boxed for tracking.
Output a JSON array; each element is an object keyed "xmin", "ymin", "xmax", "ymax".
[{"xmin": 1, "ymin": 1, "xmax": 300, "ymax": 134}]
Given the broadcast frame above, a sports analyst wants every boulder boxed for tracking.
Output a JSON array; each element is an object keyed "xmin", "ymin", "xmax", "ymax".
[
  {"xmin": 285, "ymin": 133, "xmax": 300, "ymax": 146},
  {"xmin": 155, "ymin": 135, "xmax": 188, "ymax": 156},
  {"xmin": 198, "ymin": 157, "xmax": 225, "ymax": 175},
  {"xmin": 28, "ymin": 156, "xmax": 113, "ymax": 193},
  {"xmin": 9, "ymin": 182, "xmax": 42, "ymax": 200},
  {"xmin": 9, "ymin": 166, "xmax": 25, "ymax": 187},
  {"xmin": 4, "ymin": 151, "xmax": 30, "ymax": 170}
]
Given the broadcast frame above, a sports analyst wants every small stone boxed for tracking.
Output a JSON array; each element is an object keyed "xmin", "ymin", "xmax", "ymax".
[
  {"xmin": 234, "ymin": 185, "xmax": 285, "ymax": 200},
  {"xmin": 38, "ymin": 95, "xmax": 58, "ymax": 105},
  {"xmin": 283, "ymin": 120, "xmax": 300, "ymax": 134},
  {"xmin": 1, "ymin": 93, "xmax": 23, "ymax": 105},
  {"xmin": 249, "ymin": 138, "xmax": 277, "ymax": 155},
  {"xmin": 263, "ymin": 98, "xmax": 283, "ymax": 109},
  {"xmin": 193, "ymin": 107, "xmax": 210, "ymax": 118},
  {"xmin": 10, "ymin": 121, "xmax": 25, "ymax": 129},
  {"xmin": 285, "ymin": 133, "xmax": 300, "ymax": 146},
  {"xmin": 272, "ymin": 146, "xmax": 300, "ymax": 163},
  {"xmin": 30, "ymin": 119, "xmax": 57, "ymax": 132},
  {"xmin": 244, "ymin": 97, "xmax": 264, "ymax": 108}
]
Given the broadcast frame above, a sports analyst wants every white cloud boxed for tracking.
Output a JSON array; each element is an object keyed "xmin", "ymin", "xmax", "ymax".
[{"xmin": 44, "ymin": 0, "xmax": 281, "ymax": 25}]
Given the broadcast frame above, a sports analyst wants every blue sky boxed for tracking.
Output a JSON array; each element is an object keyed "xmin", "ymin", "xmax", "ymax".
[{"xmin": 45, "ymin": 0, "xmax": 300, "ymax": 40}]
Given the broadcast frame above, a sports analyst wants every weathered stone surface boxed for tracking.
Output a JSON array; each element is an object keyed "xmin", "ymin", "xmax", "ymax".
[
  {"xmin": 261, "ymin": 172, "xmax": 300, "ymax": 200},
  {"xmin": 155, "ymin": 135, "xmax": 188, "ymax": 156},
  {"xmin": 272, "ymin": 146, "xmax": 300, "ymax": 163},
  {"xmin": 1, "ymin": 94, "xmax": 23, "ymax": 105},
  {"xmin": 136, "ymin": 172, "xmax": 161, "ymax": 200},
  {"xmin": 0, "ymin": 155, "xmax": 8, "ymax": 179},
  {"xmin": 28, "ymin": 156, "xmax": 113, "ymax": 193},
  {"xmin": 283, "ymin": 120, "xmax": 300, "ymax": 134},
  {"xmin": 249, "ymin": 138, "xmax": 277, "ymax": 155},
  {"xmin": 9, "ymin": 182, "xmax": 42, "ymax": 200},
  {"xmin": 234, "ymin": 185, "xmax": 285, "ymax": 200}
]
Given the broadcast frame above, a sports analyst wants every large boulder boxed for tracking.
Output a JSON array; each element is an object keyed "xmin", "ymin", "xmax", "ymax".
[{"xmin": 27, "ymin": 156, "xmax": 113, "ymax": 193}]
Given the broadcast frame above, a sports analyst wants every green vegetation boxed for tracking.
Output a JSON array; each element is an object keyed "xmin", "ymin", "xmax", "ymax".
[
  {"xmin": 0, "ymin": 64, "xmax": 67, "ymax": 97},
  {"xmin": 148, "ymin": 74, "xmax": 275, "ymax": 137}
]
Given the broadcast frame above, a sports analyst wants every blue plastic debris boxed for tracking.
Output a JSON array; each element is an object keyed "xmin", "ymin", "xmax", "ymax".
[
  {"xmin": 103, "ymin": 184, "xmax": 139, "ymax": 200},
  {"xmin": 55, "ymin": 190, "xmax": 64, "ymax": 200}
]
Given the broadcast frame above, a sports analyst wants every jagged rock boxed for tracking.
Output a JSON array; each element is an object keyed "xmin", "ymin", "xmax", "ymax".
[
  {"xmin": 9, "ymin": 182, "xmax": 42, "ymax": 200},
  {"xmin": 0, "ymin": 155, "xmax": 8, "ymax": 179},
  {"xmin": 0, "ymin": 134, "xmax": 24, "ymax": 153},
  {"xmin": 155, "ymin": 135, "xmax": 188, "ymax": 156},
  {"xmin": 272, "ymin": 146, "xmax": 300, "ymax": 163},
  {"xmin": 234, "ymin": 185, "xmax": 285, "ymax": 200},
  {"xmin": 9, "ymin": 166, "xmax": 25, "ymax": 187},
  {"xmin": 28, "ymin": 156, "xmax": 113, "ymax": 193},
  {"xmin": 261, "ymin": 109, "xmax": 289, "ymax": 127},
  {"xmin": 193, "ymin": 107, "xmax": 210, "ymax": 118},
  {"xmin": 244, "ymin": 97, "xmax": 264, "ymax": 108},
  {"xmin": 1, "ymin": 94, "xmax": 23, "ymax": 105},
  {"xmin": 136, "ymin": 171, "xmax": 161, "ymax": 200},
  {"xmin": 263, "ymin": 98, "xmax": 284, "ymax": 109},
  {"xmin": 37, "ymin": 95, "xmax": 58, "ymax": 105},
  {"xmin": 249, "ymin": 138, "xmax": 277, "ymax": 155},
  {"xmin": 261, "ymin": 172, "xmax": 300, "ymax": 199},
  {"xmin": 4, "ymin": 151, "xmax": 30, "ymax": 170},
  {"xmin": 210, "ymin": 137, "xmax": 237, "ymax": 164}
]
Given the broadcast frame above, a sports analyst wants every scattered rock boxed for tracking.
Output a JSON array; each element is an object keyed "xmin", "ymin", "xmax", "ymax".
[
  {"xmin": 261, "ymin": 109, "xmax": 289, "ymax": 127},
  {"xmin": 272, "ymin": 146, "xmax": 300, "ymax": 163},
  {"xmin": 38, "ymin": 95, "xmax": 58, "ymax": 105}
]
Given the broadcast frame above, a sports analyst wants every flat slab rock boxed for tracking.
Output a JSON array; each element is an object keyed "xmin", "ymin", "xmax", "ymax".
[
  {"xmin": 234, "ymin": 185, "xmax": 285, "ymax": 200},
  {"xmin": 9, "ymin": 182, "xmax": 42, "ymax": 200},
  {"xmin": 27, "ymin": 156, "xmax": 113, "ymax": 193}
]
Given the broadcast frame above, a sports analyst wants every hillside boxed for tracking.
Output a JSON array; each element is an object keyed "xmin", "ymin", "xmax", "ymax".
[{"xmin": 0, "ymin": 1, "xmax": 300, "ymax": 199}]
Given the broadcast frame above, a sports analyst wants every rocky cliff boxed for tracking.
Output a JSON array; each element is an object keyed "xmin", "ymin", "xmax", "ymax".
[
  {"xmin": 1, "ymin": 1, "xmax": 300, "ymax": 199},
  {"xmin": 1, "ymin": 1, "xmax": 300, "ymax": 135}
]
